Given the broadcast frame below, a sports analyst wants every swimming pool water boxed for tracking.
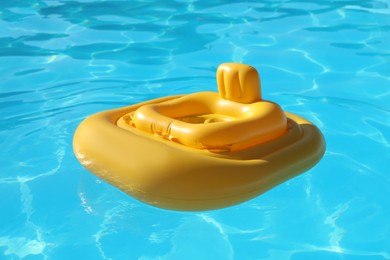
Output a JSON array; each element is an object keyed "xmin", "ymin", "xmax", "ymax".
[{"xmin": 1, "ymin": 0, "xmax": 389, "ymax": 259}]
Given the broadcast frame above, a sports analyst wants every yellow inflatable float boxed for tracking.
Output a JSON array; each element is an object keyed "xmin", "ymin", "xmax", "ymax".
[{"xmin": 73, "ymin": 63, "xmax": 325, "ymax": 211}]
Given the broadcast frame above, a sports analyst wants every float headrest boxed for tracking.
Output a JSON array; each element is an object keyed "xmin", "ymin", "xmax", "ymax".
[{"xmin": 217, "ymin": 63, "xmax": 262, "ymax": 104}]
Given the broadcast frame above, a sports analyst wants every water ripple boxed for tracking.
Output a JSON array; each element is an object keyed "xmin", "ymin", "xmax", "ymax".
[{"xmin": 1, "ymin": 0, "xmax": 390, "ymax": 259}]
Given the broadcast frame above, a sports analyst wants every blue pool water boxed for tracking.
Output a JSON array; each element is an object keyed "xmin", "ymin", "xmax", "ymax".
[{"xmin": 1, "ymin": 0, "xmax": 390, "ymax": 259}]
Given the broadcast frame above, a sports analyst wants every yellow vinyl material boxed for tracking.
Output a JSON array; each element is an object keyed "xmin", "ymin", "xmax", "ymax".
[{"xmin": 73, "ymin": 63, "xmax": 325, "ymax": 211}]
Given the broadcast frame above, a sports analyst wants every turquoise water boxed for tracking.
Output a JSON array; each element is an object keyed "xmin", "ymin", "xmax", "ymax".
[{"xmin": 1, "ymin": 0, "xmax": 390, "ymax": 259}]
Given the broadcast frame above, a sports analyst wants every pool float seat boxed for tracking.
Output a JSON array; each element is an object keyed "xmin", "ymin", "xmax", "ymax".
[{"xmin": 73, "ymin": 63, "xmax": 325, "ymax": 211}]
